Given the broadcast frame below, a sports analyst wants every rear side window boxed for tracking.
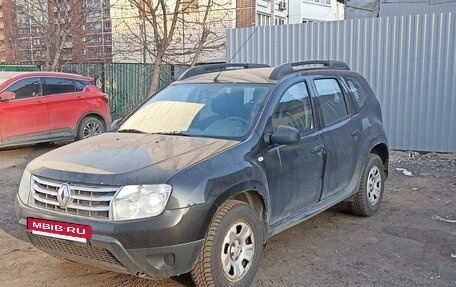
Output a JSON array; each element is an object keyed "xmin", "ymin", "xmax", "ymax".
[
  {"xmin": 314, "ymin": 79, "xmax": 348, "ymax": 126},
  {"xmin": 5, "ymin": 77, "xmax": 42, "ymax": 99},
  {"xmin": 44, "ymin": 77, "xmax": 75, "ymax": 95},
  {"xmin": 345, "ymin": 76, "xmax": 368, "ymax": 109},
  {"xmin": 74, "ymin": 80, "xmax": 93, "ymax": 92}
]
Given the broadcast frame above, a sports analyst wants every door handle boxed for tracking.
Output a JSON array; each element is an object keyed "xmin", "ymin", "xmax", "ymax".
[
  {"xmin": 36, "ymin": 101, "xmax": 44, "ymax": 105},
  {"xmin": 351, "ymin": 130, "xmax": 360, "ymax": 138},
  {"xmin": 313, "ymin": 144, "xmax": 325, "ymax": 153}
]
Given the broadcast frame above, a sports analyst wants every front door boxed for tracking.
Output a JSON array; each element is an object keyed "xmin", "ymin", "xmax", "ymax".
[
  {"xmin": 262, "ymin": 81, "xmax": 325, "ymax": 225},
  {"xmin": 0, "ymin": 77, "xmax": 49, "ymax": 145}
]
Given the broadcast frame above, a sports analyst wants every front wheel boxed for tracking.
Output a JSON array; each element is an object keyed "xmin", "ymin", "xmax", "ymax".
[
  {"xmin": 191, "ymin": 200, "xmax": 263, "ymax": 287},
  {"xmin": 76, "ymin": 116, "xmax": 105, "ymax": 141},
  {"xmin": 349, "ymin": 153, "xmax": 385, "ymax": 217}
]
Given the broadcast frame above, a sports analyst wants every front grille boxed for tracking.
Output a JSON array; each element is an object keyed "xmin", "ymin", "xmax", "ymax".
[
  {"xmin": 31, "ymin": 176, "xmax": 119, "ymax": 219},
  {"xmin": 31, "ymin": 234, "xmax": 123, "ymax": 267}
]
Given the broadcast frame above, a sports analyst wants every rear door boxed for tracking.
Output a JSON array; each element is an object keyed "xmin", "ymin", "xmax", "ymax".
[
  {"xmin": 312, "ymin": 77, "xmax": 359, "ymax": 199},
  {"xmin": 42, "ymin": 77, "xmax": 85, "ymax": 138},
  {"xmin": 0, "ymin": 77, "xmax": 49, "ymax": 145}
]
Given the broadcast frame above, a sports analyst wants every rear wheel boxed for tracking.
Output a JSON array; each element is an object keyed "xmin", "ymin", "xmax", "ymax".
[
  {"xmin": 349, "ymin": 154, "xmax": 385, "ymax": 216},
  {"xmin": 191, "ymin": 200, "xmax": 263, "ymax": 287},
  {"xmin": 76, "ymin": 116, "xmax": 105, "ymax": 141}
]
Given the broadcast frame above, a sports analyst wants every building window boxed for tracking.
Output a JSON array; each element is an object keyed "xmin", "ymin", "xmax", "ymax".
[
  {"xmin": 89, "ymin": 47, "xmax": 103, "ymax": 57},
  {"xmin": 94, "ymin": 35, "xmax": 102, "ymax": 43},
  {"xmin": 302, "ymin": 19, "xmax": 315, "ymax": 23},
  {"xmin": 92, "ymin": 22, "xmax": 102, "ymax": 30},
  {"xmin": 104, "ymin": 21, "xmax": 111, "ymax": 30},
  {"xmin": 275, "ymin": 17, "xmax": 286, "ymax": 25},
  {"xmin": 256, "ymin": 13, "xmax": 271, "ymax": 26},
  {"xmin": 303, "ymin": 0, "xmax": 331, "ymax": 5},
  {"xmin": 88, "ymin": 11, "xmax": 101, "ymax": 19}
]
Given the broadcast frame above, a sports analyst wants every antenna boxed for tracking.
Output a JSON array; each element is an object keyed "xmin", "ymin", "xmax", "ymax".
[{"xmin": 213, "ymin": 26, "xmax": 260, "ymax": 82}]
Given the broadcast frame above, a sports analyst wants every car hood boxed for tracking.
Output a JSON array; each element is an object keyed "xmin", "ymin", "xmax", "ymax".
[{"xmin": 27, "ymin": 133, "xmax": 238, "ymax": 185}]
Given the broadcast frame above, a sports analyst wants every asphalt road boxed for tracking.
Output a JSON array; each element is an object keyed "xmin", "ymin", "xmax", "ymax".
[{"xmin": 0, "ymin": 143, "xmax": 455, "ymax": 287}]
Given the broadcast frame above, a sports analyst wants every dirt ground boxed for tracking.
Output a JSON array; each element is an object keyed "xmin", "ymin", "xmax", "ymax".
[{"xmin": 0, "ymin": 143, "xmax": 455, "ymax": 287}]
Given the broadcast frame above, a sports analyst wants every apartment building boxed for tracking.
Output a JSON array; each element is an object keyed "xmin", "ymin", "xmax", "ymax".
[
  {"xmin": 0, "ymin": 0, "xmax": 112, "ymax": 64},
  {"xmin": 236, "ymin": 0, "xmax": 345, "ymax": 28},
  {"xmin": 80, "ymin": 0, "xmax": 112, "ymax": 62},
  {"xmin": 0, "ymin": 0, "xmax": 13, "ymax": 62}
]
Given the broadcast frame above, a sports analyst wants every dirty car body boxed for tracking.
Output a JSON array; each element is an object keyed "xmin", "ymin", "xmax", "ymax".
[{"xmin": 16, "ymin": 61, "xmax": 389, "ymax": 286}]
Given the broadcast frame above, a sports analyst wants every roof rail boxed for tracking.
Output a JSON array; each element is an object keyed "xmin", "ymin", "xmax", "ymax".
[
  {"xmin": 178, "ymin": 63, "xmax": 271, "ymax": 80},
  {"xmin": 269, "ymin": 60, "xmax": 350, "ymax": 80}
]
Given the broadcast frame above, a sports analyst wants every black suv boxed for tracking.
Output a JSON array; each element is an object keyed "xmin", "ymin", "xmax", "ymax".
[{"xmin": 16, "ymin": 61, "xmax": 388, "ymax": 287}]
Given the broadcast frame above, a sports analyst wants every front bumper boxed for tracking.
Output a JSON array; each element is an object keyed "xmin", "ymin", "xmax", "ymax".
[{"xmin": 16, "ymin": 197, "xmax": 208, "ymax": 279}]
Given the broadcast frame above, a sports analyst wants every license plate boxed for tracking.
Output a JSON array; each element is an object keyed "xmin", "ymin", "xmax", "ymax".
[{"xmin": 27, "ymin": 218, "xmax": 92, "ymax": 243}]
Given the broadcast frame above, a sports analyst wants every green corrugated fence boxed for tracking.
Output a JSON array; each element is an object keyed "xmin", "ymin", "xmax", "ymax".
[{"xmin": 0, "ymin": 64, "xmax": 40, "ymax": 71}]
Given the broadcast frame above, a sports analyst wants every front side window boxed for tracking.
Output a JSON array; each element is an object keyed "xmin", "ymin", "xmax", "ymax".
[
  {"xmin": 272, "ymin": 82, "xmax": 314, "ymax": 133},
  {"xmin": 314, "ymin": 79, "xmax": 348, "ymax": 125},
  {"xmin": 5, "ymin": 77, "xmax": 42, "ymax": 99},
  {"xmin": 119, "ymin": 84, "xmax": 272, "ymax": 140},
  {"xmin": 44, "ymin": 77, "xmax": 75, "ymax": 95}
]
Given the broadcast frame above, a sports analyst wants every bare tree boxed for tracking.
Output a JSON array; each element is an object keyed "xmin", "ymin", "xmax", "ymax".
[
  {"xmin": 12, "ymin": 0, "xmax": 97, "ymax": 70},
  {"xmin": 113, "ymin": 0, "xmax": 232, "ymax": 95}
]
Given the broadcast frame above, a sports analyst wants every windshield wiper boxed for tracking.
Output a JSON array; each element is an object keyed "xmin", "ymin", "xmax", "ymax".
[
  {"xmin": 117, "ymin": 129, "xmax": 147, "ymax": 134},
  {"xmin": 150, "ymin": 131, "xmax": 191, "ymax": 136}
]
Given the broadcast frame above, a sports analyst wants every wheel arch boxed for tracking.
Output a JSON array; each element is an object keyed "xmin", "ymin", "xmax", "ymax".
[
  {"xmin": 208, "ymin": 182, "xmax": 270, "ymax": 243},
  {"xmin": 369, "ymin": 143, "xmax": 389, "ymax": 178},
  {"xmin": 75, "ymin": 112, "xmax": 107, "ymax": 136}
]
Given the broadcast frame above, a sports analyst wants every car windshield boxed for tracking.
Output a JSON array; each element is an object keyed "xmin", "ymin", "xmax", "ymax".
[{"xmin": 118, "ymin": 83, "xmax": 272, "ymax": 140}]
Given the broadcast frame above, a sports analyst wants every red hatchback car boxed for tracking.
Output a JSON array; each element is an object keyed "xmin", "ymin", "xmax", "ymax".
[{"xmin": 0, "ymin": 72, "xmax": 111, "ymax": 148}]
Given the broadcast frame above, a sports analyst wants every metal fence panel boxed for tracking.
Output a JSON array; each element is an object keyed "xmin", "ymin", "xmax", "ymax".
[{"xmin": 227, "ymin": 13, "xmax": 456, "ymax": 152}]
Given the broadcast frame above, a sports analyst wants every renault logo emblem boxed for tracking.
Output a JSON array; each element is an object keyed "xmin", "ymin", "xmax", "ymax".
[{"xmin": 56, "ymin": 183, "xmax": 72, "ymax": 208}]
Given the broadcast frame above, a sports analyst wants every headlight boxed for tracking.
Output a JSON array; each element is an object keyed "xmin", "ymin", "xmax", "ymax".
[
  {"xmin": 111, "ymin": 184, "xmax": 172, "ymax": 221},
  {"xmin": 18, "ymin": 169, "xmax": 31, "ymax": 205}
]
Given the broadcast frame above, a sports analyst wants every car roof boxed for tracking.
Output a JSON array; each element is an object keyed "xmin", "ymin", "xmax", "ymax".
[
  {"xmin": 175, "ymin": 61, "xmax": 352, "ymax": 84},
  {"xmin": 177, "ymin": 67, "xmax": 277, "ymax": 84},
  {"xmin": 0, "ymin": 71, "xmax": 93, "ymax": 81}
]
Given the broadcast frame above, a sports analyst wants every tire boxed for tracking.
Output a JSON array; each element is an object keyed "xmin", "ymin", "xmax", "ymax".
[
  {"xmin": 349, "ymin": 153, "xmax": 385, "ymax": 217},
  {"xmin": 76, "ymin": 116, "xmax": 105, "ymax": 141},
  {"xmin": 191, "ymin": 200, "xmax": 263, "ymax": 287}
]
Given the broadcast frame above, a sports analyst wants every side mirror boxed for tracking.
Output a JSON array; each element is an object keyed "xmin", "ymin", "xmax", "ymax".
[
  {"xmin": 109, "ymin": 118, "xmax": 123, "ymax": 131},
  {"xmin": 264, "ymin": 125, "xmax": 300, "ymax": 145},
  {"xmin": 0, "ymin": 91, "xmax": 15, "ymax": 101}
]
